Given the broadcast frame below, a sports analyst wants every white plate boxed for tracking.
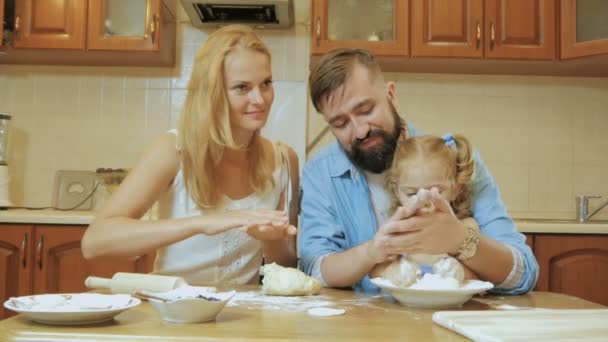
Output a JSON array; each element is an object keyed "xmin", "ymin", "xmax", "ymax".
[
  {"xmin": 3, "ymin": 293, "xmax": 141, "ymax": 325},
  {"xmin": 371, "ymin": 277, "xmax": 494, "ymax": 309}
]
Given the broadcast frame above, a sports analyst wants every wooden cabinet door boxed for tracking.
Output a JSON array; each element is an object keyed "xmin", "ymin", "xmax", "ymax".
[
  {"xmin": 485, "ymin": 0, "xmax": 556, "ymax": 60},
  {"xmin": 87, "ymin": 0, "xmax": 161, "ymax": 51},
  {"xmin": 0, "ymin": 225, "xmax": 33, "ymax": 319},
  {"xmin": 525, "ymin": 233, "xmax": 534, "ymax": 250},
  {"xmin": 13, "ymin": 0, "xmax": 86, "ymax": 49},
  {"xmin": 411, "ymin": 0, "xmax": 484, "ymax": 58},
  {"xmin": 561, "ymin": 0, "xmax": 608, "ymax": 59},
  {"xmin": 311, "ymin": 0, "xmax": 408, "ymax": 57},
  {"xmin": 32, "ymin": 225, "xmax": 154, "ymax": 294},
  {"xmin": 535, "ymin": 234, "xmax": 608, "ymax": 306},
  {"xmin": 0, "ymin": 0, "xmax": 4, "ymax": 48}
]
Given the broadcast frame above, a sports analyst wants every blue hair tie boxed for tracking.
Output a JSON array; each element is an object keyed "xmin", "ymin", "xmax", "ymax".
[
  {"xmin": 420, "ymin": 264, "xmax": 433, "ymax": 276},
  {"xmin": 442, "ymin": 133, "xmax": 456, "ymax": 149}
]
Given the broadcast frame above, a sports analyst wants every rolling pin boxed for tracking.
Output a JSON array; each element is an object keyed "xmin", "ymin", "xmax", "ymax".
[{"xmin": 85, "ymin": 272, "xmax": 188, "ymax": 294}]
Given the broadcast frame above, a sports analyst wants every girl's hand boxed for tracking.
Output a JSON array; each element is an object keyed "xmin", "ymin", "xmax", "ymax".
[{"xmin": 243, "ymin": 224, "xmax": 297, "ymax": 241}]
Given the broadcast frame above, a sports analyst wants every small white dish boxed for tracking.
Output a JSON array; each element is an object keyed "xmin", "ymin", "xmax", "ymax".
[
  {"xmin": 371, "ymin": 277, "xmax": 494, "ymax": 309},
  {"xmin": 3, "ymin": 293, "xmax": 140, "ymax": 325},
  {"xmin": 148, "ymin": 290, "xmax": 235, "ymax": 323}
]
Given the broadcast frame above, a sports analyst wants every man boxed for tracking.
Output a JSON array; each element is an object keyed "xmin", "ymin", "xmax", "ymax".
[{"xmin": 299, "ymin": 49, "xmax": 538, "ymax": 294}]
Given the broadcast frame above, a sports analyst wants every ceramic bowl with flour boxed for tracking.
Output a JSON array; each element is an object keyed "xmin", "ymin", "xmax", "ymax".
[
  {"xmin": 145, "ymin": 286, "xmax": 235, "ymax": 323},
  {"xmin": 371, "ymin": 277, "xmax": 493, "ymax": 309}
]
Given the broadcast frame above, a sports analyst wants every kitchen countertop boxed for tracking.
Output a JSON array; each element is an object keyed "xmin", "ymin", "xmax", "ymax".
[
  {"xmin": 514, "ymin": 218, "xmax": 608, "ymax": 234},
  {"xmin": 1, "ymin": 208, "xmax": 608, "ymax": 234},
  {"xmin": 0, "ymin": 209, "xmax": 95, "ymax": 225},
  {"xmin": 0, "ymin": 286, "xmax": 604, "ymax": 341}
]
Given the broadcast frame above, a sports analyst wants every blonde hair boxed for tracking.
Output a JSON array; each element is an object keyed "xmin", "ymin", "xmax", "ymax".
[
  {"xmin": 178, "ymin": 25, "xmax": 274, "ymax": 209},
  {"xmin": 385, "ymin": 135, "xmax": 475, "ymax": 219}
]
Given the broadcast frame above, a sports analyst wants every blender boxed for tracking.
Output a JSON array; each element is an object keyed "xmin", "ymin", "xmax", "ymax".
[{"xmin": 0, "ymin": 112, "xmax": 12, "ymax": 208}]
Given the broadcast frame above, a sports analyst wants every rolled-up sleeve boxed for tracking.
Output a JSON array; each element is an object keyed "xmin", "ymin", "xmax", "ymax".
[
  {"xmin": 298, "ymin": 161, "xmax": 347, "ymax": 280},
  {"xmin": 471, "ymin": 152, "xmax": 539, "ymax": 295}
]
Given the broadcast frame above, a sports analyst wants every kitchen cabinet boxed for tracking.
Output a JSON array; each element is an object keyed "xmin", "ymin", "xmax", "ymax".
[
  {"xmin": 525, "ymin": 233, "xmax": 534, "ymax": 249},
  {"xmin": 0, "ymin": 0, "xmax": 4, "ymax": 48},
  {"xmin": 560, "ymin": 0, "xmax": 608, "ymax": 59},
  {"xmin": 0, "ymin": 224, "xmax": 155, "ymax": 319},
  {"xmin": 1, "ymin": 0, "xmax": 176, "ymax": 66},
  {"xmin": 310, "ymin": 0, "xmax": 409, "ymax": 57},
  {"xmin": 534, "ymin": 234, "xmax": 608, "ymax": 306},
  {"xmin": 0, "ymin": 225, "xmax": 33, "ymax": 320},
  {"xmin": 411, "ymin": 0, "xmax": 556, "ymax": 60},
  {"xmin": 13, "ymin": 0, "xmax": 87, "ymax": 49},
  {"xmin": 87, "ymin": 0, "xmax": 162, "ymax": 52}
]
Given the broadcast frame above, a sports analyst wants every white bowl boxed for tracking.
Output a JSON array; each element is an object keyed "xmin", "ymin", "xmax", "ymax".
[
  {"xmin": 149, "ymin": 291, "xmax": 235, "ymax": 323},
  {"xmin": 371, "ymin": 278, "xmax": 493, "ymax": 309}
]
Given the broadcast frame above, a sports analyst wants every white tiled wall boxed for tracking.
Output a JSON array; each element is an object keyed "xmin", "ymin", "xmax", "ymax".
[
  {"xmin": 0, "ymin": 1, "xmax": 310, "ymax": 208},
  {"xmin": 2, "ymin": 1, "xmax": 608, "ymax": 221},
  {"xmin": 308, "ymin": 73, "xmax": 608, "ymax": 220}
]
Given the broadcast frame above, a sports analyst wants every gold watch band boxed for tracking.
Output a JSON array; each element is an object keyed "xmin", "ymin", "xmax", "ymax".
[{"xmin": 456, "ymin": 225, "xmax": 480, "ymax": 261}]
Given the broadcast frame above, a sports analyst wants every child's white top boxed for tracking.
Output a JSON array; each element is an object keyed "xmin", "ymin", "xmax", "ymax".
[{"xmin": 152, "ymin": 130, "xmax": 291, "ymax": 286}]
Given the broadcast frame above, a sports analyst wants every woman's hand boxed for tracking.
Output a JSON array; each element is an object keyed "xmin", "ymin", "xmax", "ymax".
[
  {"xmin": 243, "ymin": 224, "xmax": 297, "ymax": 240},
  {"xmin": 201, "ymin": 209, "xmax": 289, "ymax": 235}
]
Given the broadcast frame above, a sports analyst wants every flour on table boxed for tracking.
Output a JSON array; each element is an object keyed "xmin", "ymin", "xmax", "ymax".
[
  {"xmin": 308, "ymin": 307, "xmax": 345, "ymax": 317},
  {"xmin": 228, "ymin": 291, "xmax": 333, "ymax": 312}
]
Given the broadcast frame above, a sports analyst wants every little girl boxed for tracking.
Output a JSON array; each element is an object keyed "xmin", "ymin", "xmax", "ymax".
[{"xmin": 371, "ymin": 133, "xmax": 479, "ymax": 288}]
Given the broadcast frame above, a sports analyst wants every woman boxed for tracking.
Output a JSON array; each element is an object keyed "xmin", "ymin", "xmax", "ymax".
[{"xmin": 82, "ymin": 25, "xmax": 299, "ymax": 286}]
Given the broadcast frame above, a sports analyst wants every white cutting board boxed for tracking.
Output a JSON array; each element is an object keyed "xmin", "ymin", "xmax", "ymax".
[{"xmin": 433, "ymin": 309, "xmax": 608, "ymax": 342}]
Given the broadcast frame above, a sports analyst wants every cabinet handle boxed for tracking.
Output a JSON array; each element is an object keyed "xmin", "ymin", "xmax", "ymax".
[
  {"xmin": 150, "ymin": 14, "xmax": 158, "ymax": 45},
  {"xmin": 316, "ymin": 17, "xmax": 320, "ymax": 47},
  {"xmin": 15, "ymin": 15, "xmax": 20, "ymax": 40},
  {"xmin": 37, "ymin": 235, "xmax": 44, "ymax": 270},
  {"xmin": 476, "ymin": 21, "xmax": 481, "ymax": 50},
  {"xmin": 21, "ymin": 233, "xmax": 27, "ymax": 269},
  {"xmin": 490, "ymin": 21, "xmax": 495, "ymax": 51}
]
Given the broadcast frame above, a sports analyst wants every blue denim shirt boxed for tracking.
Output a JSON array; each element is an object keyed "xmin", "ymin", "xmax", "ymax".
[{"xmin": 299, "ymin": 125, "xmax": 539, "ymax": 294}]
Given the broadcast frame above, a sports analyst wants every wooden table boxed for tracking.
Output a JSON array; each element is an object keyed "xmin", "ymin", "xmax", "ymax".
[{"xmin": 0, "ymin": 287, "xmax": 604, "ymax": 341}]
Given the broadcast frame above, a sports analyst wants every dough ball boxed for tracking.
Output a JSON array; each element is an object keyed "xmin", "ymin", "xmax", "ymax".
[
  {"xmin": 370, "ymin": 256, "xmax": 418, "ymax": 288},
  {"xmin": 407, "ymin": 253, "xmax": 446, "ymax": 265},
  {"xmin": 261, "ymin": 263, "xmax": 322, "ymax": 296},
  {"xmin": 432, "ymin": 257, "xmax": 465, "ymax": 283}
]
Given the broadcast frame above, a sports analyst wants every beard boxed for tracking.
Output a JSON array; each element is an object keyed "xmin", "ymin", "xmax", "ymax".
[{"xmin": 346, "ymin": 108, "xmax": 404, "ymax": 174}]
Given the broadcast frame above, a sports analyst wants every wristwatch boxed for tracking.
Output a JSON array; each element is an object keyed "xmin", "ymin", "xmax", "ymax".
[{"xmin": 455, "ymin": 225, "xmax": 480, "ymax": 261}]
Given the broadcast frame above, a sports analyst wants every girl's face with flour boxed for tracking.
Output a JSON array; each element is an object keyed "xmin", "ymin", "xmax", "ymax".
[{"xmin": 393, "ymin": 154, "xmax": 460, "ymax": 215}]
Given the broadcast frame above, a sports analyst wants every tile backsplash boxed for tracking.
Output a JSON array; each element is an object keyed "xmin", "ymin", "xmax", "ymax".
[
  {"xmin": 2, "ymin": 1, "xmax": 608, "ymax": 221},
  {"xmin": 308, "ymin": 73, "xmax": 608, "ymax": 220}
]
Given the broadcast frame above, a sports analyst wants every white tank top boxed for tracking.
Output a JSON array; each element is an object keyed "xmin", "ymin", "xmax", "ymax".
[{"xmin": 152, "ymin": 130, "xmax": 291, "ymax": 286}]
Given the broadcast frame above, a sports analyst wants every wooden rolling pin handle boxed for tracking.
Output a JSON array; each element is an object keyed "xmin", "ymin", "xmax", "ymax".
[{"xmin": 85, "ymin": 276, "xmax": 112, "ymax": 289}]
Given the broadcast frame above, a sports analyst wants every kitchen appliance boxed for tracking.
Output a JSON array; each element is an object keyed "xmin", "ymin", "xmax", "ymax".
[
  {"xmin": 0, "ymin": 112, "xmax": 12, "ymax": 208},
  {"xmin": 181, "ymin": 0, "xmax": 294, "ymax": 28},
  {"xmin": 53, "ymin": 170, "xmax": 97, "ymax": 210}
]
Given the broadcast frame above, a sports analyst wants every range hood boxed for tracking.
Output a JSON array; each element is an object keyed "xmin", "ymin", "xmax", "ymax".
[{"xmin": 180, "ymin": 0, "xmax": 294, "ymax": 29}]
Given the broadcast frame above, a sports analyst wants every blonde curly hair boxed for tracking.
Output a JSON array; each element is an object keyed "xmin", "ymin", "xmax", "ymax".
[{"xmin": 385, "ymin": 134, "xmax": 475, "ymax": 219}]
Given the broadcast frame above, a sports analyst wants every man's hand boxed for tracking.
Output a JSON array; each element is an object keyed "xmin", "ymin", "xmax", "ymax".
[
  {"xmin": 366, "ymin": 193, "xmax": 435, "ymax": 263},
  {"xmin": 380, "ymin": 189, "xmax": 468, "ymax": 256}
]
